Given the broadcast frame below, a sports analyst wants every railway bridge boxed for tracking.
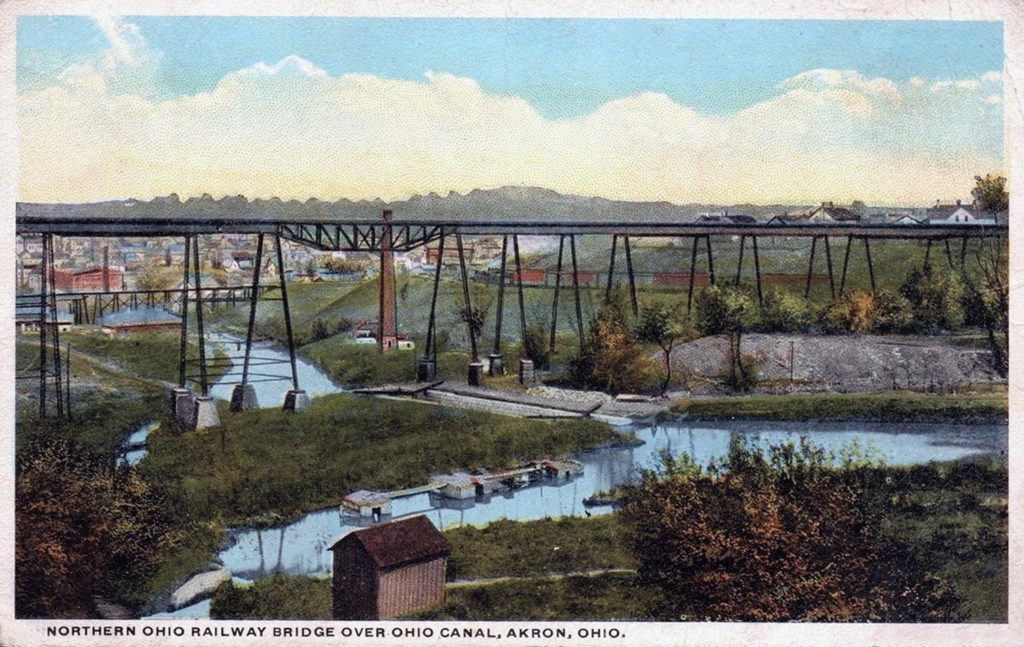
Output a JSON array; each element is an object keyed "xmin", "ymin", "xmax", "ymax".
[{"xmin": 15, "ymin": 203, "xmax": 1006, "ymax": 427}]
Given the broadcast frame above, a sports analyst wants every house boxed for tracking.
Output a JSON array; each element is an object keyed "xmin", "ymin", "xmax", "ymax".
[
  {"xmin": 696, "ymin": 213, "xmax": 757, "ymax": 225},
  {"xmin": 53, "ymin": 267, "xmax": 124, "ymax": 292},
  {"xmin": 768, "ymin": 202, "xmax": 860, "ymax": 225},
  {"xmin": 15, "ymin": 304, "xmax": 73, "ymax": 332},
  {"xmin": 329, "ymin": 515, "xmax": 451, "ymax": 620},
  {"xmin": 99, "ymin": 307, "xmax": 181, "ymax": 334},
  {"xmin": 925, "ymin": 200, "xmax": 997, "ymax": 225},
  {"xmin": 891, "ymin": 214, "xmax": 923, "ymax": 226}
]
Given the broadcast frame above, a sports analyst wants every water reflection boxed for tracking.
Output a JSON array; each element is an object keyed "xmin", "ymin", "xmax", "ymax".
[{"xmin": 218, "ymin": 419, "xmax": 1005, "ymax": 579}]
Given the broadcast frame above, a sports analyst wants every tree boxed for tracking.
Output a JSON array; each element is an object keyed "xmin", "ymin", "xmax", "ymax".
[
  {"xmin": 851, "ymin": 200, "xmax": 867, "ymax": 216},
  {"xmin": 16, "ymin": 436, "xmax": 172, "ymax": 617},
  {"xmin": 520, "ymin": 321, "xmax": 551, "ymax": 370},
  {"xmin": 634, "ymin": 302, "xmax": 692, "ymax": 396},
  {"xmin": 971, "ymin": 174, "xmax": 1008, "ymax": 214},
  {"xmin": 758, "ymin": 288, "xmax": 813, "ymax": 332},
  {"xmin": 619, "ymin": 438, "xmax": 961, "ymax": 621},
  {"xmin": 961, "ymin": 238, "xmax": 1008, "ymax": 377},
  {"xmin": 694, "ymin": 285, "xmax": 758, "ymax": 390},
  {"xmin": 570, "ymin": 299, "xmax": 651, "ymax": 394},
  {"xmin": 899, "ymin": 265, "xmax": 964, "ymax": 332}
]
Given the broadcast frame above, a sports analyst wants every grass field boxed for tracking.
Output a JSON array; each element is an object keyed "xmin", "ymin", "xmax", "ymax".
[{"xmin": 669, "ymin": 388, "xmax": 1007, "ymax": 423}]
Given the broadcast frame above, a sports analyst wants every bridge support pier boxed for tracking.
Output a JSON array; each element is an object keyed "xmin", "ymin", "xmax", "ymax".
[
  {"xmin": 548, "ymin": 235, "xmax": 565, "ymax": 354},
  {"xmin": 229, "ymin": 384, "xmax": 258, "ymax": 412},
  {"xmin": 467, "ymin": 361, "xmax": 485, "ymax": 387},
  {"xmin": 519, "ymin": 358, "xmax": 535, "ymax": 385},
  {"xmin": 489, "ymin": 236, "xmax": 508, "ymax": 377},
  {"xmin": 283, "ymin": 389, "xmax": 311, "ymax": 413},
  {"xmin": 192, "ymin": 395, "xmax": 220, "ymax": 430},
  {"xmin": 417, "ymin": 358, "xmax": 437, "ymax": 382},
  {"xmin": 168, "ymin": 387, "xmax": 192, "ymax": 425}
]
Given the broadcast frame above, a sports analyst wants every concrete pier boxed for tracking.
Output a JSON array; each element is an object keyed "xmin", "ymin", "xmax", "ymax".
[
  {"xmin": 283, "ymin": 389, "xmax": 311, "ymax": 412},
  {"xmin": 519, "ymin": 358, "xmax": 535, "ymax": 385},
  {"xmin": 229, "ymin": 384, "xmax": 258, "ymax": 411},
  {"xmin": 487, "ymin": 352, "xmax": 504, "ymax": 376},
  {"xmin": 168, "ymin": 387, "xmax": 193, "ymax": 428},
  {"xmin": 416, "ymin": 357, "xmax": 436, "ymax": 382},
  {"xmin": 467, "ymin": 361, "xmax": 485, "ymax": 386},
  {"xmin": 191, "ymin": 396, "xmax": 220, "ymax": 430}
]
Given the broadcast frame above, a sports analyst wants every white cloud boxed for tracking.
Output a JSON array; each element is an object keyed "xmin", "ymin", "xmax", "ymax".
[{"xmin": 18, "ymin": 58, "xmax": 1003, "ymax": 206}]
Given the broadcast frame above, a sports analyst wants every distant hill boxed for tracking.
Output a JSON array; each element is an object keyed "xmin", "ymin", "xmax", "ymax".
[{"xmin": 17, "ymin": 186, "xmax": 811, "ymax": 224}]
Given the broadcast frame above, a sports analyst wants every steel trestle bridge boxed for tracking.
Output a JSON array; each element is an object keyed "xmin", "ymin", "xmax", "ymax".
[{"xmin": 15, "ymin": 207, "xmax": 1007, "ymax": 424}]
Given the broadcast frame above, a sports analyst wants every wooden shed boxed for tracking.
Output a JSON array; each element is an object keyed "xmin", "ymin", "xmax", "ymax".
[{"xmin": 329, "ymin": 515, "xmax": 451, "ymax": 620}]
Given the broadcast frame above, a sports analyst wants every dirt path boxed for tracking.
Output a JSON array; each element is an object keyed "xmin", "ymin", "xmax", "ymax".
[{"xmin": 447, "ymin": 568, "xmax": 637, "ymax": 588}]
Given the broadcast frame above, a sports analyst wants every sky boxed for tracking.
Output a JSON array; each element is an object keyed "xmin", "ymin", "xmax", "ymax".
[{"xmin": 16, "ymin": 16, "xmax": 1005, "ymax": 206}]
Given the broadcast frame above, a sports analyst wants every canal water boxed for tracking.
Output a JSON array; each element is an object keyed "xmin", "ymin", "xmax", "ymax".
[
  {"xmin": 217, "ymin": 419, "xmax": 1006, "ymax": 580},
  {"xmin": 207, "ymin": 333, "xmax": 340, "ymax": 407},
  {"xmin": 140, "ymin": 332, "xmax": 1007, "ymax": 617}
]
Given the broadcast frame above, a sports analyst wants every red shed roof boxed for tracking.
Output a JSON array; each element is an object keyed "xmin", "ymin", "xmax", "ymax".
[{"xmin": 329, "ymin": 515, "xmax": 450, "ymax": 569}]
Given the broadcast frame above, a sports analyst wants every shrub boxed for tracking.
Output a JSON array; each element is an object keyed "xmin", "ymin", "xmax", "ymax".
[
  {"xmin": 758, "ymin": 289, "xmax": 813, "ymax": 332},
  {"xmin": 569, "ymin": 300, "xmax": 655, "ymax": 394},
  {"xmin": 520, "ymin": 321, "xmax": 551, "ymax": 370},
  {"xmin": 900, "ymin": 265, "xmax": 964, "ymax": 332},
  {"xmin": 870, "ymin": 291, "xmax": 914, "ymax": 333},
  {"xmin": 820, "ymin": 291, "xmax": 875, "ymax": 333},
  {"xmin": 619, "ymin": 437, "xmax": 962, "ymax": 622}
]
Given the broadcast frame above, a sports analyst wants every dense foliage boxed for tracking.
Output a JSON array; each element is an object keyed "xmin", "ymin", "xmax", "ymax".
[
  {"xmin": 568, "ymin": 300, "xmax": 656, "ymax": 394},
  {"xmin": 620, "ymin": 438, "xmax": 964, "ymax": 621},
  {"xmin": 211, "ymin": 575, "xmax": 331, "ymax": 620},
  {"xmin": 634, "ymin": 302, "xmax": 692, "ymax": 395},
  {"xmin": 16, "ymin": 436, "xmax": 173, "ymax": 617}
]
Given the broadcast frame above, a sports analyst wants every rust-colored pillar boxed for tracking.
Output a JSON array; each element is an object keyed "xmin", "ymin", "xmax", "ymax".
[{"xmin": 378, "ymin": 210, "xmax": 398, "ymax": 352}]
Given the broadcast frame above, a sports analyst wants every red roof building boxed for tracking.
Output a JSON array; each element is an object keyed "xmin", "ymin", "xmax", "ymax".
[{"xmin": 329, "ymin": 515, "xmax": 451, "ymax": 620}]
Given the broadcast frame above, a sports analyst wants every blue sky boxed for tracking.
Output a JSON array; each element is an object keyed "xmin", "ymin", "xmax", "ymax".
[
  {"xmin": 18, "ymin": 17, "xmax": 1002, "ymax": 118},
  {"xmin": 16, "ymin": 16, "xmax": 1005, "ymax": 204}
]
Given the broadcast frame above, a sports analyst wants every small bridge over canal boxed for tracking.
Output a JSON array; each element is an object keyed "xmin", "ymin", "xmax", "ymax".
[{"xmin": 16, "ymin": 201, "xmax": 1006, "ymax": 426}]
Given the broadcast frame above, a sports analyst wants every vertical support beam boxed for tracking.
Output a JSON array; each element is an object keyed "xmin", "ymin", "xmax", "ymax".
[
  {"xmin": 804, "ymin": 236, "xmax": 818, "ymax": 298},
  {"xmin": 624, "ymin": 236, "xmax": 638, "ymax": 316},
  {"xmin": 178, "ymin": 235, "xmax": 191, "ymax": 388},
  {"xmin": 704, "ymin": 235, "xmax": 715, "ymax": 285},
  {"xmin": 686, "ymin": 236, "xmax": 699, "ymax": 312},
  {"xmin": 959, "ymin": 236, "xmax": 968, "ymax": 268},
  {"xmin": 924, "ymin": 239, "xmax": 933, "ymax": 268},
  {"xmin": 944, "ymin": 238, "xmax": 954, "ymax": 268},
  {"xmin": 192, "ymin": 236, "xmax": 208, "ymax": 396},
  {"xmin": 275, "ymin": 233, "xmax": 299, "ymax": 390},
  {"xmin": 514, "ymin": 235, "xmax": 527, "ymax": 342},
  {"xmin": 48, "ymin": 236, "xmax": 63, "ymax": 418},
  {"xmin": 749, "ymin": 235, "xmax": 765, "ymax": 305},
  {"xmin": 241, "ymin": 233, "xmax": 264, "ymax": 385},
  {"xmin": 605, "ymin": 234, "xmax": 618, "ymax": 304},
  {"xmin": 102, "ymin": 245, "xmax": 110, "ymax": 293},
  {"xmin": 425, "ymin": 233, "xmax": 445, "ymax": 362},
  {"xmin": 823, "ymin": 236, "xmax": 835, "ymax": 299},
  {"xmin": 839, "ymin": 235, "xmax": 853, "ymax": 296},
  {"xmin": 456, "ymin": 233, "xmax": 478, "ymax": 361},
  {"xmin": 492, "ymin": 236, "xmax": 508, "ymax": 356},
  {"xmin": 863, "ymin": 236, "xmax": 876, "ymax": 294},
  {"xmin": 65, "ymin": 342, "xmax": 71, "ymax": 419},
  {"xmin": 570, "ymin": 235, "xmax": 584, "ymax": 355},
  {"xmin": 734, "ymin": 235, "xmax": 746, "ymax": 286},
  {"xmin": 549, "ymin": 235, "xmax": 564, "ymax": 354},
  {"xmin": 39, "ymin": 234, "xmax": 49, "ymax": 419}
]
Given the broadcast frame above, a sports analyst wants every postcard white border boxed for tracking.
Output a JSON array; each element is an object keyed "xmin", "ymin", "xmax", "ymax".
[{"xmin": 0, "ymin": 0, "xmax": 1020, "ymax": 645}]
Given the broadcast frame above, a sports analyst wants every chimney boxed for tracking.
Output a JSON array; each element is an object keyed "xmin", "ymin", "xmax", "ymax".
[{"xmin": 377, "ymin": 210, "xmax": 397, "ymax": 353}]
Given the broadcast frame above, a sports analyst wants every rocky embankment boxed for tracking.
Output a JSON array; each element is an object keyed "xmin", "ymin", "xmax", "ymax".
[{"xmin": 668, "ymin": 333, "xmax": 1000, "ymax": 394}]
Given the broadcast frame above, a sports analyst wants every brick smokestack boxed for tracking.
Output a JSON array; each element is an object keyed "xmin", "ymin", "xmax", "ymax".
[{"xmin": 378, "ymin": 210, "xmax": 398, "ymax": 352}]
